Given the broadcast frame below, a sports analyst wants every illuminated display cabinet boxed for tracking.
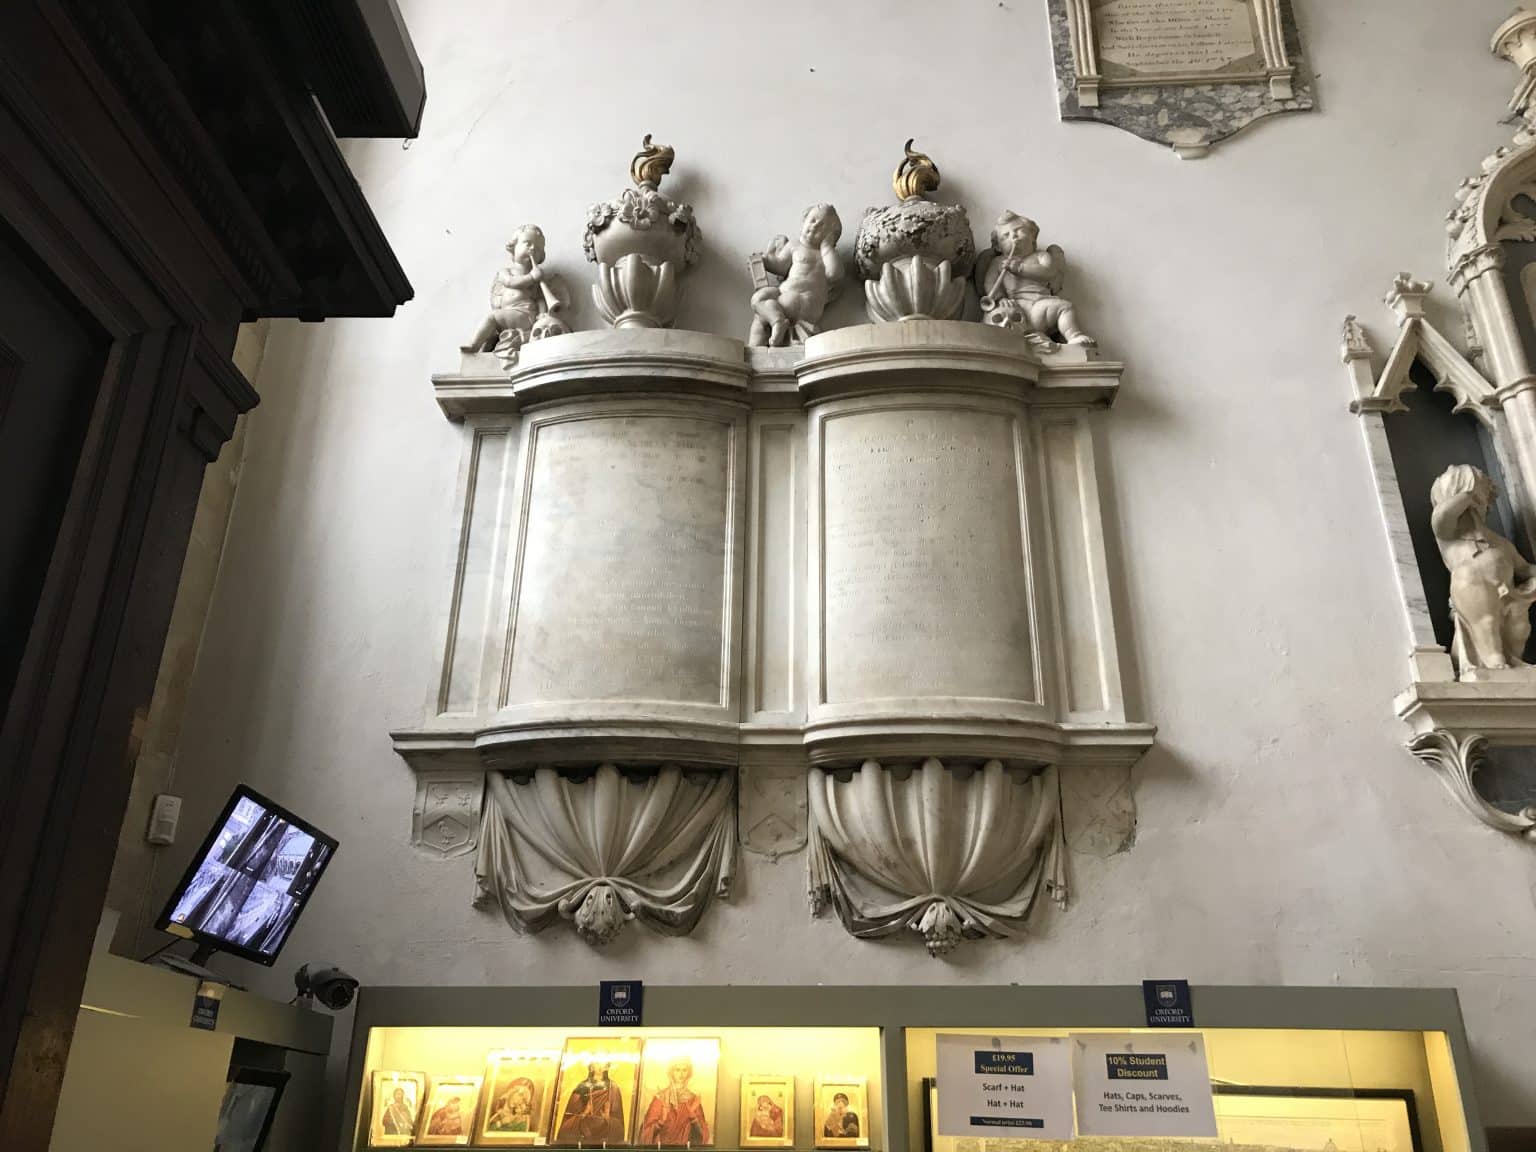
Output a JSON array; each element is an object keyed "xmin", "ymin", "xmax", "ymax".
[{"xmin": 341, "ymin": 987, "xmax": 1480, "ymax": 1152}]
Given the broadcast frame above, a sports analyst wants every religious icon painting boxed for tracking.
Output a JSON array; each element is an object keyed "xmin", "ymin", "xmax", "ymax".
[
  {"xmin": 814, "ymin": 1078, "xmax": 869, "ymax": 1150},
  {"xmin": 552, "ymin": 1037, "xmax": 644, "ymax": 1146},
  {"xmin": 418, "ymin": 1076, "xmax": 484, "ymax": 1147},
  {"xmin": 739, "ymin": 1074, "xmax": 795, "ymax": 1148},
  {"xmin": 635, "ymin": 1037, "xmax": 720, "ymax": 1148},
  {"xmin": 368, "ymin": 1070, "xmax": 426, "ymax": 1148},
  {"xmin": 476, "ymin": 1049, "xmax": 562, "ymax": 1145}
]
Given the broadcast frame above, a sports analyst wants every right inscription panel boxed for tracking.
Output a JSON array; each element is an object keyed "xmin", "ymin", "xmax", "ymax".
[{"xmin": 821, "ymin": 406, "xmax": 1037, "ymax": 705}]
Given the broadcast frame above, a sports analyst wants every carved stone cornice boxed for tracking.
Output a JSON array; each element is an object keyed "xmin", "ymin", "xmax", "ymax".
[
  {"xmin": 1448, "ymin": 242, "xmax": 1507, "ymax": 295},
  {"xmin": 432, "ymin": 326, "xmax": 1126, "ymax": 416}
]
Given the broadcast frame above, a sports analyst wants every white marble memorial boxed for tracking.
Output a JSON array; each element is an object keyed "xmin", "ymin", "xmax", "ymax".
[
  {"xmin": 1342, "ymin": 15, "xmax": 1536, "ymax": 842},
  {"xmin": 1048, "ymin": 0, "xmax": 1312, "ymax": 157},
  {"xmin": 395, "ymin": 150, "xmax": 1151, "ymax": 945},
  {"xmin": 397, "ymin": 321, "xmax": 1151, "ymax": 899}
]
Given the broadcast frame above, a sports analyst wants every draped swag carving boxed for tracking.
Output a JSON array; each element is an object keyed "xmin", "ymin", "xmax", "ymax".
[
  {"xmin": 474, "ymin": 764, "xmax": 737, "ymax": 946},
  {"xmin": 807, "ymin": 760, "xmax": 1065, "ymax": 956}
]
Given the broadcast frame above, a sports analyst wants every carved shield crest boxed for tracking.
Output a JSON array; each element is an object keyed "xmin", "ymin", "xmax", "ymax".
[
  {"xmin": 738, "ymin": 765, "xmax": 807, "ymax": 859},
  {"xmin": 411, "ymin": 773, "xmax": 484, "ymax": 858}
]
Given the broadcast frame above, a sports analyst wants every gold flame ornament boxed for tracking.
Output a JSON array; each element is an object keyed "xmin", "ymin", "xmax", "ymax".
[
  {"xmin": 630, "ymin": 134, "xmax": 676, "ymax": 188},
  {"xmin": 892, "ymin": 139, "xmax": 941, "ymax": 201}
]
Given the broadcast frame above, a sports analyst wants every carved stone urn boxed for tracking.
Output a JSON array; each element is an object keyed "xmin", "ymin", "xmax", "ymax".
[
  {"xmin": 583, "ymin": 135, "xmax": 700, "ymax": 328},
  {"xmin": 854, "ymin": 140, "xmax": 975, "ymax": 323}
]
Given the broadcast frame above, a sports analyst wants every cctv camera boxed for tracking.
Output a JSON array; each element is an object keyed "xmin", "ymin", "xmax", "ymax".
[{"xmin": 294, "ymin": 962, "xmax": 359, "ymax": 1011}]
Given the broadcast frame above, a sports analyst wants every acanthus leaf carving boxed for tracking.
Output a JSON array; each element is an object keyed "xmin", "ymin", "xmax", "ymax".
[{"xmin": 1406, "ymin": 731, "xmax": 1536, "ymax": 839}]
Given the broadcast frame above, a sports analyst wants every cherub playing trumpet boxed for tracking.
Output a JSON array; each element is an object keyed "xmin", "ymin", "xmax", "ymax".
[
  {"xmin": 975, "ymin": 211, "xmax": 1095, "ymax": 350},
  {"xmin": 464, "ymin": 224, "xmax": 570, "ymax": 367}
]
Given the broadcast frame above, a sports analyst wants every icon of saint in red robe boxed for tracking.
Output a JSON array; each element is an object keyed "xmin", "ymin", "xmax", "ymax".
[{"xmin": 639, "ymin": 1058, "xmax": 710, "ymax": 1146}]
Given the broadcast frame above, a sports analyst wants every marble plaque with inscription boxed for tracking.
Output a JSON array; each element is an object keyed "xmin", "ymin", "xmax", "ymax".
[
  {"xmin": 1047, "ymin": 0, "xmax": 1313, "ymax": 158},
  {"xmin": 1096, "ymin": 0, "xmax": 1257, "ymax": 76},
  {"xmin": 506, "ymin": 413, "xmax": 732, "ymax": 706},
  {"xmin": 821, "ymin": 407, "xmax": 1036, "ymax": 706}
]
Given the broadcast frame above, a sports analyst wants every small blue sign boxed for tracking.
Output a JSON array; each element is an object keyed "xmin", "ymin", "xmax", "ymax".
[
  {"xmin": 1142, "ymin": 979, "xmax": 1194, "ymax": 1028},
  {"xmin": 599, "ymin": 980, "xmax": 643, "ymax": 1026},
  {"xmin": 189, "ymin": 980, "xmax": 225, "ymax": 1031}
]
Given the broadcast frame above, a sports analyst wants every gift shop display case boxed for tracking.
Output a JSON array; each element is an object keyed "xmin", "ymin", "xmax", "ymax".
[{"xmin": 340, "ymin": 986, "xmax": 1482, "ymax": 1152}]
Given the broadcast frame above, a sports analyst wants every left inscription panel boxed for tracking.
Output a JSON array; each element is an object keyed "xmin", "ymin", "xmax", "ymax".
[{"xmin": 506, "ymin": 413, "xmax": 734, "ymax": 706}]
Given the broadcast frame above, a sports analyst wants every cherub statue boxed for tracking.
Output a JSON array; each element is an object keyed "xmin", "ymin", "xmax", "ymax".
[
  {"xmin": 463, "ymin": 225, "xmax": 570, "ymax": 367},
  {"xmin": 975, "ymin": 211, "xmax": 1095, "ymax": 350},
  {"xmin": 1430, "ymin": 464, "xmax": 1536, "ymax": 678},
  {"xmin": 748, "ymin": 204, "xmax": 844, "ymax": 346}
]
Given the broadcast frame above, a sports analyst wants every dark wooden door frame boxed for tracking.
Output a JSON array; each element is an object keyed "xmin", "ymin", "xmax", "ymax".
[{"xmin": 0, "ymin": 2, "xmax": 418, "ymax": 1147}]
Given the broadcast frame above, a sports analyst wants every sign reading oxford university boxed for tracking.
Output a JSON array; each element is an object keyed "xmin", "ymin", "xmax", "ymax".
[
  {"xmin": 1142, "ymin": 979, "xmax": 1195, "ymax": 1027},
  {"xmin": 598, "ymin": 981, "xmax": 643, "ymax": 1027}
]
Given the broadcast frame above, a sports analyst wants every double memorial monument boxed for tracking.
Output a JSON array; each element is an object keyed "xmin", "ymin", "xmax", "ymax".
[{"xmin": 393, "ymin": 140, "xmax": 1152, "ymax": 955}]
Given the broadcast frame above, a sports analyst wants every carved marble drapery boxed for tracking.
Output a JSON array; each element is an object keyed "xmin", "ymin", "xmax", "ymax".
[
  {"xmin": 474, "ymin": 764, "xmax": 736, "ymax": 946},
  {"xmin": 807, "ymin": 760, "xmax": 1065, "ymax": 957}
]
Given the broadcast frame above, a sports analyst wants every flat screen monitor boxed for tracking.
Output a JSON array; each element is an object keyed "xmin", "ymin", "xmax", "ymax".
[{"xmin": 155, "ymin": 784, "xmax": 337, "ymax": 966}]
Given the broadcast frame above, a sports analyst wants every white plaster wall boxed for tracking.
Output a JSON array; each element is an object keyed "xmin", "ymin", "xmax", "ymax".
[{"xmin": 145, "ymin": 0, "xmax": 1536, "ymax": 1128}]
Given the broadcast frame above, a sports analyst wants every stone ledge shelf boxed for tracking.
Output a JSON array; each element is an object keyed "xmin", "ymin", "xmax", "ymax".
[
  {"xmin": 431, "ymin": 323, "xmax": 1123, "ymax": 420},
  {"xmin": 397, "ymin": 323, "xmax": 1153, "ymax": 829},
  {"xmin": 1397, "ymin": 679, "xmax": 1536, "ymax": 742}
]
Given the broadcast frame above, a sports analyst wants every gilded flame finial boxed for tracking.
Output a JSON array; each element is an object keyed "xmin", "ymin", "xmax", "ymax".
[
  {"xmin": 630, "ymin": 133, "xmax": 675, "ymax": 188},
  {"xmin": 893, "ymin": 139, "xmax": 941, "ymax": 201}
]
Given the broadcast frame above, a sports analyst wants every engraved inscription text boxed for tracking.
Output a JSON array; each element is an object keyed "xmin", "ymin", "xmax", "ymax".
[
  {"xmin": 1095, "ymin": 0, "xmax": 1257, "ymax": 75},
  {"xmin": 508, "ymin": 415, "xmax": 730, "ymax": 704},
  {"xmin": 823, "ymin": 408, "xmax": 1035, "ymax": 703}
]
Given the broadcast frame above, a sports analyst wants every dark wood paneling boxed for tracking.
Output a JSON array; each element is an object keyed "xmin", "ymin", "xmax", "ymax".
[
  {"xmin": 0, "ymin": 0, "xmax": 415, "ymax": 1145},
  {"xmin": 1489, "ymin": 1129, "xmax": 1536, "ymax": 1152},
  {"xmin": 0, "ymin": 224, "xmax": 110, "ymax": 711}
]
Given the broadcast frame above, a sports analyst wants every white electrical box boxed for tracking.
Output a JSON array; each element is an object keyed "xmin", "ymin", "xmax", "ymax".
[{"xmin": 146, "ymin": 793, "xmax": 181, "ymax": 846}]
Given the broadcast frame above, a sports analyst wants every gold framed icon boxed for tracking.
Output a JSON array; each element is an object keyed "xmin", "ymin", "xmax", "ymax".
[{"xmin": 739, "ymin": 1074, "xmax": 794, "ymax": 1148}]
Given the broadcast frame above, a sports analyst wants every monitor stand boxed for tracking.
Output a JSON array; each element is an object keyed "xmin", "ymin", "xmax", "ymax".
[{"xmin": 150, "ymin": 943, "xmax": 247, "ymax": 991}]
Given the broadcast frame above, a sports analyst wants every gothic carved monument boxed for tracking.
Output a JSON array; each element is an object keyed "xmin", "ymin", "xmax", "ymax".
[{"xmin": 1343, "ymin": 11, "xmax": 1536, "ymax": 842}]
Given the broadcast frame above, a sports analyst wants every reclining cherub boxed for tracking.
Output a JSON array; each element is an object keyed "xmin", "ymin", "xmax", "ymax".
[
  {"xmin": 976, "ymin": 211, "xmax": 1095, "ymax": 350},
  {"xmin": 748, "ymin": 204, "xmax": 843, "ymax": 347}
]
